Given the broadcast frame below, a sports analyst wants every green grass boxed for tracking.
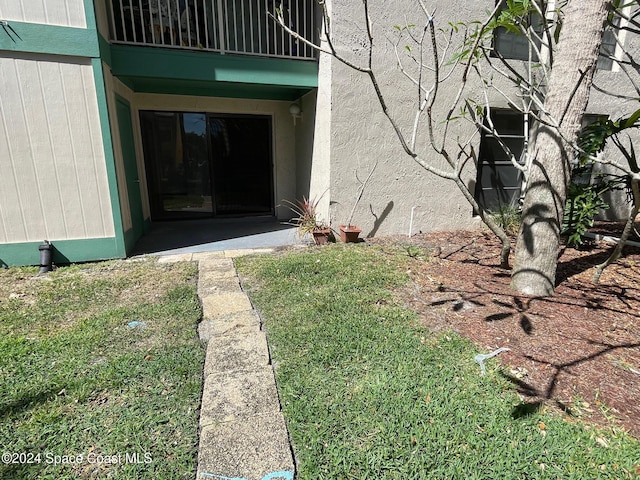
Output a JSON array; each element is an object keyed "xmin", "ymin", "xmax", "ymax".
[
  {"xmin": 0, "ymin": 258, "xmax": 204, "ymax": 480},
  {"xmin": 236, "ymin": 245, "xmax": 640, "ymax": 479}
]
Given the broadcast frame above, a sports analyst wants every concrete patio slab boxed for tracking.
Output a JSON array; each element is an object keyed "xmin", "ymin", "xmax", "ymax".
[
  {"xmin": 191, "ymin": 251, "xmax": 226, "ymax": 261},
  {"xmin": 224, "ymin": 247, "xmax": 275, "ymax": 258},
  {"xmin": 157, "ymin": 253, "xmax": 194, "ymax": 263}
]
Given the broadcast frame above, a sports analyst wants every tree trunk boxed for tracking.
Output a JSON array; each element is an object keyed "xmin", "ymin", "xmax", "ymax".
[{"xmin": 511, "ymin": 0, "xmax": 610, "ymax": 296}]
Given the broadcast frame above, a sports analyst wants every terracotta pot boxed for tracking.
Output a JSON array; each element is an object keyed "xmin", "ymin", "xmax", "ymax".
[
  {"xmin": 339, "ymin": 225, "xmax": 362, "ymax": 243},
  {"xmin": 312, "ymin": 228, "xmax": 331, "ymax": 245}
]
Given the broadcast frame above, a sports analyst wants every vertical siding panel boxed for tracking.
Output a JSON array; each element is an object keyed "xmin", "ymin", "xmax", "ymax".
[
  {"xmin": 68, "ymin": 1, "xmax": 87, "ymax": 28},
  {"xmin": 0, "ymin": 109, "xmax": 14, "ymax": 242},
  {"xmin": 0, "ymin": 59, "xmax": 28, "ymax": 242},
  {"xmin": 63, "ymin": 62, "xmax": 97, "ymax": 238},
  {"xmin": 26, "ymin": 0, "xmax": 46, "ymax": 24},
  {"xmin": 1, "ymin": 54, "xmax": 115, "ymax": 244},
  {"xmin": 0, "ymin": 2, "xmax": 26, "ymax": 22},
  {"xmin": 0, "ymin": 0, "xmax": 86, "ymax": 27},
  {"xmin": 13, "ymin": 59, "xmax": 51, "ymax": 240},
  {"xmin": 3, "ymin": 58, "xmax": 48, "ymax": 241},
  {"xmin": 33, "ymin": 60, "xmax": 72, "ymax": 239},
  {"xmin": 85, "ymin": 65, "xmax": 114, "ymax": 236},
  {"xmin": 40, "ymin": 61, "xmax": 85, "ymax": 238},
  {"xmin": 19, "ymin": 59, "xmax": 68, "ymax": 240}
]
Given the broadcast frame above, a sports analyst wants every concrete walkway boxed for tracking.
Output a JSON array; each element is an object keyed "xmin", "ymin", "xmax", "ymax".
[{"xmin": 159, "ymin": 249, "xmax": 295, "ymax": 480}]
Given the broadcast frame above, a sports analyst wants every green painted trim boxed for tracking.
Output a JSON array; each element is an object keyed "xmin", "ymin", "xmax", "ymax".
[
  {"xmin": 110, "ymin": 44, "xmax": 318, "ymax": 88},
  {"xmin": 83, "ymin": 0, "xmax": 98, "ymax": 31},
  {"xmin": 0, "ymin": 21, "xmax": 99, "ymax": 57},
  {"xmin": 123, "ymin": 228, "xmax": 138, "ymax": 252},
  {"xmin": 98, "ymin": 33, "xmax": 112, "ymax": 66},
  {"xmin": 0, "ymin": 238, "xmax": 124, "ymax": 267},
  {"xmin": 91, "ymin": 57, "xmax": 128, "ymax": 258},
  {"xmin": 121, "ymin": 77, "xmax": 311, "ymax": 100}
]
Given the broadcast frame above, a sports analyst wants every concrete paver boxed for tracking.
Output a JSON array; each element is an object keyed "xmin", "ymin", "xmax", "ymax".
[
  {"xmin": 199, "ymin": 367, "xmax": 281, "ymax": 425},
  {"xmin": 175, "ymin": 248, "xmax": 295, "ymax": 480},
  {"xmin": 197, "ymin": 310, "xmax": 262, "ymax": 342},
  {"xmin": 204, "ymin": 330, "xmax": 270, "ymax": 376},
  {"xmin": 201, "ymin": 292, "xmax": 253, "ymax": 318},
  {"xmin": 198, "ymin": 414, "xmax": 294, "ymax": 480}
]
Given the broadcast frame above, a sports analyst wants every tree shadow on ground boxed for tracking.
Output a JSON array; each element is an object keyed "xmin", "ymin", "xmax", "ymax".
[{"xmin": 403, "ymin": 230, "xmax": 640, "ymax": 435}]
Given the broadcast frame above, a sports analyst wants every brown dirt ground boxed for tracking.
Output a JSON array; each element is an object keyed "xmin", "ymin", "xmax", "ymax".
[{"xmin": 371, "ymin": 224, "xmax": 640, "ymax": 438}]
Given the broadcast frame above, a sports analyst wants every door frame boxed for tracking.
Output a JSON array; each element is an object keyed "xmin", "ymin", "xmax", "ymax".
[
  {"xmin": 139, "ymin": 109, "xmax": 276, "ymax": 220},
  {"xmin": 115, "ymin": 95, "xmax": 145, "ymax": 249}
]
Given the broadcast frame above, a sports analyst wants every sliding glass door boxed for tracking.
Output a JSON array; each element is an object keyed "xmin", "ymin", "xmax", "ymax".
[{"xmin": 140, "ymin": 111, "xmax": 273, "ymax": 220}]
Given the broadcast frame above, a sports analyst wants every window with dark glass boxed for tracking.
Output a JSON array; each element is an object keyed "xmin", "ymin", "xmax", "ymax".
[
  {"xmin": 492, "ymin": 0, "xmax": 544, "ymax": 61},
  {"xmin": 475, "ymin": 111, "xmax": 526, "ymax": 211}
]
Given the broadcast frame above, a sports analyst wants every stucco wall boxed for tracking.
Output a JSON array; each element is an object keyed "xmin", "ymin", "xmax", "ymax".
[
  {"xmin": 293, "ymin": 48, "xmax": 332, "ymax": 225},
  {"xmin": 325, "ymin": 0, "xmax": 640, "ymax": 235},
  {"xmin": 0, "ymin": 52, "xmax": 115, "ymax": 243},
  {"xmin": 327, "ymin": 1, "xmax": 489, "ymax": 235},
  {"xmin": 0, "ymin": 0, "xmax": 86, "ymax": 28},
  {"xmin": 131, "ymin": 93, "xmax": 297, "ymax": 220}
]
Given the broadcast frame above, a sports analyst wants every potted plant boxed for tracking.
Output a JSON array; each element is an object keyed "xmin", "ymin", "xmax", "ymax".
[
  {"xmin": 284, "ymin": 196, "xmax": 332, "ymax": 245},
  {"xmin": 339, "ymin": 160, "xmax": 378, "ymax": 243}
]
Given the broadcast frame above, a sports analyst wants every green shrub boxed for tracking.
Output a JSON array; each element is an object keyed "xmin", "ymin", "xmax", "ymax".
[{"xmin": 490, "ymin": 204, "xmax": 521, "ymax": 237}]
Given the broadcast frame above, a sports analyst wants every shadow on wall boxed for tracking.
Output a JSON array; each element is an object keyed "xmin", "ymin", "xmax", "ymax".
[{"xmin": 367, "ymin": 201, "xmax": 394, "ymax": 238}]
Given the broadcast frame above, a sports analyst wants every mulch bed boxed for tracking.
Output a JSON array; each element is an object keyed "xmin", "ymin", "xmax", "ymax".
[{"xmin": 371, "ymin": 226, "xmax": 640, "ymax": 438}]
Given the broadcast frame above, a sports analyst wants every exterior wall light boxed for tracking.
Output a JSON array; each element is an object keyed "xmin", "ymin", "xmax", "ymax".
[{"xmin": 289, "ymin": 103, "xmax": 302, "ymax": 125}]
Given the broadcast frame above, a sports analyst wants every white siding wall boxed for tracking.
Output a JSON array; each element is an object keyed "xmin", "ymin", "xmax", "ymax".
[
  {"xmin": 0, "ymin": 0, "xmax": 87, "ymax": 28},
  {"xmin": 0, "ymin": 53, "xmax": 114, "ymax": 243}
]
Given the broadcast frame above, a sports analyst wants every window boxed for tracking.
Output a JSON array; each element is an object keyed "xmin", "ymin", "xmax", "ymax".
[
  {"xmin": 475, "ymin": 111, "xmax": 527, "ymax": 211},
  {"xmin": 492, "ymin": 0, "xmax": 544, "ymax": 61}
]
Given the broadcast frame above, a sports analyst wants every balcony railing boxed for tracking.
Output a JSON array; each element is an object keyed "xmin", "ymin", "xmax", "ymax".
[{"xmin": 108, "ymin": 0, "xmax": 318, "ymax": 60}]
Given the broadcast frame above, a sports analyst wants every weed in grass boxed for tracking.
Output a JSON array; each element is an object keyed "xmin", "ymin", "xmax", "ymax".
[
  {"xmin": 0, "ymin": 258, "xmax": 203, "ymax": 480},
  {"xmin": 236, "ymin": 245, "xmax": 640, "ymax": 479}
]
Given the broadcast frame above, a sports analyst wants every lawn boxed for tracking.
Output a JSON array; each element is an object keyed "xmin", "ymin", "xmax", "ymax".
[
  {"xmin": 0, "ymin": 258, "xmax": 204, "ymax": 480},
  {"xmin": 236, "ymin": 244, "xmax": 640, "ymax": 480}
]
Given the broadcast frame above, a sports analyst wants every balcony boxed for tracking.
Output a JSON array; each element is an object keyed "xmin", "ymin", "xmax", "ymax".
[{"xmin": 108, "ymin": 0, "xmax": 318, "ymax": 60}]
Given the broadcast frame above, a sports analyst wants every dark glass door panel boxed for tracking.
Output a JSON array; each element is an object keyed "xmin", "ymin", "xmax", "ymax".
[
  {"xmin": 141, "ymin": 111, "xmax": 273, "ymax": 220},
  {"xmin": 209, "ymin": 115, "xmax": 273, "ymax": 216},
  {"xmin": 140, "ymin": 111, "xmax": 212, "ymax": 219}
]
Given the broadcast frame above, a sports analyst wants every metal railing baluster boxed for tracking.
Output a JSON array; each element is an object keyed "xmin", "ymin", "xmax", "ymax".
[{"xmin": 107, "ymin": 0, "xmax": 316, "ymax": 59}]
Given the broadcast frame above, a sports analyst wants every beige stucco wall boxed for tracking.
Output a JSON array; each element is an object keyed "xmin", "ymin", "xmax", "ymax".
[
  {"xmin": 93, "ymin": 0, "xmax": 112, "ymax": 38},
  {"xmin": 0, "ymin": 0, "xmax": 86, "ymax": 28},
  {"xmin": 324, "ymin": 0, "xmax": 640, "ymax": 235},
  {"xmin": 293, "ymin": 48, "xmax": 332, "ymax": 224},
  {"xmin": 129, "ymin": 93, "xmax": 297, "ymax": 220},
  {"xmin": 327, "ymin": 1, "xmax": 489, "ymax": 236},
  {"xmin": 0, "ymin": 52, "xmax": 115, "ymax": 243}
]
